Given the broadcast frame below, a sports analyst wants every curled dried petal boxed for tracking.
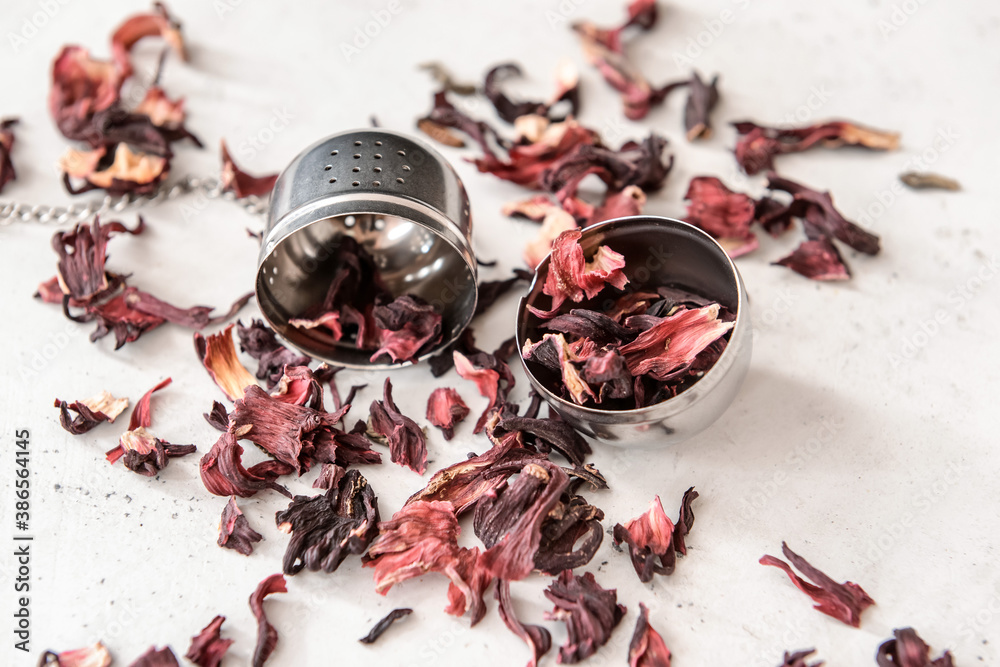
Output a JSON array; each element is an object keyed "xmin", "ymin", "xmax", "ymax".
[
  {"xmin": 368, "ymin": 378, "xmax": 428, "ymax": 474},
  {"xmin": 426, "ymin": 388, "xmax": 470, "ymax": 440},
  {"xmin": 185, "ymin": 615, "xmax": 232, "ymax": 667},
  {"xmin": 628, "ymin": 603, "xmax": 672, "ymax": 667},
  {"xmin": 773, "ymin": 239, "xmax": 851, "ymax": 281},
  {"xmin": 683, "ymin": 176, "xmax": 758, "ymax": 258},
  {"xmin": 544, "ymin": 570, "xmax": 626, "ymax": 664},
  {"xmin": 358, "ymin": 608, "xmax": 413, "ymax": 644},
  {"xmin": 218, "ymin": 497, "xmax": 263, "ymax": 556},
  {"xmin": 876, "ymin": 627, "xmax": 954, "ymax": 667},
  {"xmin": 38, "ymin": 642, "xmax": 112, "ymax": 667},
  {"xmin": 195, "ymin": 325, "xmax": 258, "ymax": 402},
  {"xmin": 249, "ymin": 574, "xmax": 287, "ymax": 667},
  {"xmin": 220, "ymin": 140, "xmax": 277, "ymax": 198}
]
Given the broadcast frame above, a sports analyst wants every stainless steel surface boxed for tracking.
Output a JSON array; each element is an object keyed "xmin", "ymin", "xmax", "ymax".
[
  {"xmin": 257, "ymin": 129, "xmax": 477, "ymax": 369},
  {"xmin": 516, "ymin": 216, "xmax": 752, "ymax": 447}
]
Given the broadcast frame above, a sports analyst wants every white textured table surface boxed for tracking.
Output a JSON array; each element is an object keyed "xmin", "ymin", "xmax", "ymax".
[{"xmin": 1, "ymin": 1, "xmax": 998, "ymax": 665}]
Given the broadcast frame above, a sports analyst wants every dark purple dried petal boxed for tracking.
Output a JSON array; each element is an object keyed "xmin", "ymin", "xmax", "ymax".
[
  {"xmin": 249, "ymin": 573, "xmax": 287, "ymax": 667},
  {"xmin": 358, "ymin": 608, "xmax": 413, "ymax": 644},
  {"xmin": 484, "ymin": 62, "xmax": 580, "ymax": 124},
  {"xmin": 127, "ymin": 646, "xmax": 179, "ymax": 667},
  {"xmin": 220, "ymin": 140, "xmax": 276, "ymax": 198},
  {"xmin": 368, "ymin": 378, "xmax": 427, "ymax": 474},
  {"xmin": 475, "ymin": 269, "xmax": 533, "ymax": 316},
  {"xmin": 275, "ymin": 466, "xmax": 380, "ymax": 575},
  {"xmin": 497, "ymin": 413, "xmax": 592, "ymax": 467},
  {"xmin": 199, "ymin": 432, "xmax": 293, "ymax": 499},
  {"xmin": 777, "ymin": 648, "xmax": 823, "ymax": 667},
  {"xmin": 370, "ymin": 294, "xmax": 443, "ymax": 364},
  {"xmin": 734, "ymin": 120, "xmax": 899, "ymax": 175},
  {"xmin": 237, "ymin": 319, "xmax": 312, "ymax": 389},
  {"xmin": 541, "ymin": 133, "xmax": 672, "ymax": 201},
  {"xmin": 218, "ymin": 496, "xmax": 263, "ymax": 556},
  {"xmin": 683, "ymin": 72, "xmax": 720, "ymax": 141},
  {"xmin": 54, "ymin": 390, "xmax": 128, "ymax": 435},
  {"xmin": 0, "ymin": 118, "xmax": 18, "ymax": 194},
  {"xmin": 544, "ymin": 309, "xmax": 637, "ymax": 346},
  {"xmin": 419, "ymin": 89, "xmax": 508, "ymax": 157},
  {"xmin": 533, "ymin": 493, "xmax": 604, "ymax": 574},
  {"xmin": 204, "ymin": 401, "xmax": 230, "ymax": 432},
  {"xmin": 582, "ymin": 350, "xmax": 633, "ymax": 401},
  {"xmin": 185, "ymin": 615, "xmax": 232, "ymax": 667},
  {"xmin": 760, "ymin": 542, "xmax": 875, "ymax": 628},
  {"xmin": 544, "ymin": 570, "xmax": 626, "ymax": 664}
]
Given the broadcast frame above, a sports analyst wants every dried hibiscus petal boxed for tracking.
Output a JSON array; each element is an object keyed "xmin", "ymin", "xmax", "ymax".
[
  {"xmin": 185, "ymin": 615, "xmax": 232, "ymax": 667},
  {"xmin": 218, "ymin": 496, "xmax": 263, "ymax": 556},
  {"xmin": 544, "ymin": 570, "xmax": 626, "ymax": 664},
  {"xmin": 681, "ymin": 72, "xmax": 720, "ymax": 141},
  {"xmin": 454, "ymin": 348, "xmax": 516, "ymax": 433},
  {"xmin": 105, "ymin": 378, "xmax": 196, "ymax": 476},
  {"xmin": 54, "ymin": 390, "xmax": 128, "ymax": 435},
  {"xmin": 127, "ymin": 646, "xmax": 179, "ymax": 667},
  {"xmin": 426, "ymin": 388, "xmax": 470, "ymax": 440},
  {"xmin": 110, "ymin": 2, "xmax": 187, "ymax": 78},
  {"xmin": 249, "ymin": 573, "xmax": 287, "ymax": 667},
  {"xmin": 370, "ymin": 294, "xmax": 443, "ymax": 364},
  {"xmin": 474, "ymin": 118, "xmax": 598, "ymax": 189},
  {"xmin": 484, "ymin": 61, "xmax": 580, "ymax": 124},
  {"xmin": 533, "ymin": 491, "xmax": 605, "ymax": 574},
  {"xmin": 683, "ymin": 176, "xmax": 758, "ymax": 258},
  {"xmin": 237, "ymin": 319, "xmax": 311, "ymax": 389},
  {"xmin": 760, "ymin": 541, "xmax": 875, "ymax": 628},
  {"xmin": 773, "ymin": 239, "xmax": 851, "ymax": 281},
  {"xmin": 767, "ymin": 173, "xmax": 881, "ymax": 256},
  {"xmin": 777, "ymin": 649, "xmax": 824, "ymax": 667},
  {"xmin": 876, "ymin": 627, "xmax": 954, "ymax": 667},
  {"xmin": 195, "ymin": 324, "xmax": 258, "ymax": 401},
  {"xmin": 50, "ymin": 216, "xmax": 143, "ymax": 304},
  {"xmin": 220, "ymin": 140, "xmax": 277, "ymax": 198},
  {"xmin": 365, "ymin": 500, "xmax": 491, "ymax": 624},
  {"xmin": 530, "ymin": 230, "xmax": 629, "ymax": 318},
  {"xmin": 123, "ymin": 288, "xmax": 253, "ymax": 330},
  {"xmin": 628, "ymin": 603, "xmax": 672, "ymax": 667},
  {"xmin": 613, "ymin": 489, "xmax": 698, "ymax": 583},
  {"xmin": 368, "ymin": 378, "xmax": 428, "ymax": 474},
  {"xmin": 475, "ymin": 268, "xmax": 533, "ymax": 316},
  {"xmin": 61, "ymin": 143, "xmax": 169, "ymax": 196},
  {"xmin": 541, "ymin": 134, "xmax": 672, "ymax": 202},
  {"xmin": 275, "ymin": 465, "xmax": 380, "ymax": 574},
  {"xmin": 522, "ymin": 206, "xmax": 579, "ymax": 270},
  {"xmin": 497, "ymin": 410, "xmax": 593, "ymax": 467},
  {"xmin": 200, "ymin": 432, "xmax": 292, "ymax": 499},
  {"xmin": 49, "ymin": 46, "xmax": 123, "ymax": 143},
  {"xmin": 0, "ymin": 118, "xmax": 18, "ymax": 193},
  {"xmin": 358, "ymin": 608, "xmax": 413, "ymax": 644},
  {"xmin": 419, "ymin": 90, "xmax": 508, "ymax": 158},
  {"xmin": 38, "ymin": 642, "xmax": 112, "ymax": 667},
  {"xmin": 496, "ymin": 580, "xmax": 552, "ymax": 667},
  {"xmin": 734, "ymin": 120, "xmax": 900, "ymax": 175},
  {"xmin": 619, "ymin": 304, "xmax": 733, "ymax": 381}
]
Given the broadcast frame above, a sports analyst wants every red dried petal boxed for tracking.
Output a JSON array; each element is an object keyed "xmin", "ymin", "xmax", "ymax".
[
  {"xmin": 619, "ymin": 304, "xmax": 733, "ymax": 381},
  {"xmin": 474, "ymin": 119, "xmax": 599, "ymax": 189},
  {"xmin": 185, "ymin": 615, "xmax": 232, "ymax": 667},
  {"xmin": 195, "ymin": 325, "xmax": 258, "ymax": 402},
  {"xmin": 370, "ymin": 295, "xmax": 443, "ymax": 364},
  {"xmin": 773, "ymin": 239, "xmax": 851, "ymax": 281},
  {"xmin": 684, "ymin": 176, "xmax": 758, "ymax": 258},
  {"xmin": 86, "ymin": 291, "xmax": 165, "ymax": 348},
  {"xmin": 531, "ymin": 230, "xmax": 628, "ymax": 318},
  {"xmin": 734, "ymin": 120, "xmax": 900, "ymax": 175},
  {"xmin": 628, "ymin": 603, "xmax": 672, "ymax": 667},
  {"xmin": 760, "ymin": 542, "xmax": 875, "ymax": 628},
  {"xmin": 876, "ymin": 627, "xmax": 954, "ymax": 667},
  {"xmin": 110, "ymin": 3, "xmax": 187, "ymax": 79},
  {"xmin": 54, "ymin": 390, "xmax": 128, "ymax": 435},
  {"xmin": 237, "ymin": 319, "xmax": 312, "ymax": 389},
  {"xmin": 426, "ymin": 388, "xmax": 470, "ymax": 440},
  {"xmin": 497, "ymin": 580, "xmax": 552, "ymax": 667},
  {"xmin": 453, "ymin": 351, "xmax": 501, "ymax": 433},
  {"xmin": 199, "ymin": 432, "xmax": 292, "ymax": 499},
  {"xmin": 126, "ymin": 288, "xmax": 252, "ymax": 330},
  {"xmin": 249, "ymin": 573, "xmax": 287, "ymax": 667},
  {"xmin": 218, "ymin": 496, "xmax": 263, "ymax": 556},
  {"xmin": 61, "ymin": 143, "xmax": 168, "ymax": 196},
  {"xmin": 51, "ymin": 216, "xmax": 143, "ymax": 304},
  {"xmin": 365, "ymin": 500, "xmax": 491, "ymax": 623},
  {"xmin": 184, "ymin": 616, "xmax": 233, "ymax": 667},
  {"xmin": 220, "ymin": 140, "xmax": 277, "ymax": 198},
  {"xmin": 49, "ymin": 46, "xmax": 123, "ymax": 141}
]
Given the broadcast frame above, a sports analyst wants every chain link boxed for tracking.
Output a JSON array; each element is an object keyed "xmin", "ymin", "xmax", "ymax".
[{"xmin": 0, "ymin": 175, "xmax": 269, "ymax": 227}]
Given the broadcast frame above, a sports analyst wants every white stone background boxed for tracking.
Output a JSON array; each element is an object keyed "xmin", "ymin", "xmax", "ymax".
[{"xmin": 0, "ymin": 0, "xmax": 998, "ymax": 665}]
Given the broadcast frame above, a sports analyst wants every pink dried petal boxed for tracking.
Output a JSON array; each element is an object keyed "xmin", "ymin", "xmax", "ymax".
[
  {"xmin": 426, "ymin": 387, "xmax": 470, "ymax": 440},
  {"xmin": 474, "ymin": 119, "xmax": 599, "ymax": 189},
  {"xmin": 683, "ymin": 176, "xmax": 758, "ymax": 258},
  {"xmin": 588, "ymin": 185, "xmax": 646, "ymax": 227},
  {"xmin": 86, "ymin": 291, "xmax": 165, "ymax": 348},
  {"xmin": 39, "ymin": 642, "xmax": 112, "ymax": 667},
  {"xmin": 773, "ymin": 239, "xmax": 851, "ymax": 281},
  {"xmin": 110, "ymin": 3, "xmax": 187, "ymax": 79},
  {"xmin": 628, "ymin": 603, "xmax": 672, "ymax": 667},
  {"xmin": 135, "ymin": 86, "xmax": 185, "ymax": 128},
  {"xmin": 454, "ymin": 350, "xmax": 501, "ymax": 433},
  {"xmin": 370, "ymin": 294, "xmax": 443, "ymax": 364},
  {"xmin": 49, "ymin": 46, "xmax": 123, "ymax": 141},
  {"xmin": 532, "ymin": 230, "xmax": 629, "ymax": 318},
  {"xmin": 269, "ymin": 365, "xmax": 325, "ymax": 410},
  {"xmin": 760, "ymin": 542, "xmax": 875, "ymax": 628},
  {"xmin": 185, "ymin": 615, "xmax": 232, "ymax": 667},
  {"xmin": 194, "ymin": 325, "xmax": 258, "ymax": 402},
  {"xmin": 497, "ymin": 580, "xmax": 552, "ymax": 667},
  {"xmin": 289, "ymin": 311, "xmax": 342, "ymax": 340},
  {"xmin": 249, "ymin": 573, "xmax": 287, "ymax": 667},
  {"xmin": 218, "ymin": 496, "xmax": 263, "ymax": 556},
  {"xmin": 619, "ymin": 304, "xmax": 733, "ymax": 382},
  {"xmin": 522, "ymin": 206, "xmax": 578, "ymax": 270}
]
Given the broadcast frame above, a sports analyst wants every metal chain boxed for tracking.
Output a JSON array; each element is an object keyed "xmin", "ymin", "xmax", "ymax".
[{"xmin": 0, "ymin": 175, "xmax": 269, "ymax": 226}]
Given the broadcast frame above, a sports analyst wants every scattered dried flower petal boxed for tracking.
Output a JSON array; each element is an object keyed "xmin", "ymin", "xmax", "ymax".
[
  {"xmin": 368, "ymin": 378, "xmax": 428, "ymax": 474},
  {"xmin": 370, "ymin": 294, "xmax": 443, "ymax": 363},
  {"xmin": 220, "ymin": 140, "xmax": 277, "ymax": 198},
  {"xmin": 544, "ymin": 570, "xmax": 626, "ymax": 664},
  {"xmin": 496, "ymin": 580, "xmax": 552, "ymax": 667},
  {"xmin": 777, "ymin": 648, "xmax": 824, "ymax": 667},
  {"xmin": 54, "ymin": 390, "xmax": 128, "ymax": 435},
  {"xmin": 249, "ymin": 573, "xmax": 287, "ymax": 667},
  {"xmin": 734, "ymin": 120, "xmax": 900, "ymax": 175},
  {"xmin": 876, "ymin": 627, "xmax": 954, "ymax": 667},
  {"xmin": 628, "ymin": 603, "xmax": 672, "ymax": 667},
  {"xmin": 38, "ymin": 642, "xmax": 112, "ymax": 667},
  {"xmin": 200, "ymin": 432, "xmax": 293, "ymax": 499},
  {"xmin": 127, "ymin": 646, "xmax": 179, "ymax": 667},
  {"xmin": 185, "ymin": 616, "xmax": 232, "ymax": 667},
  {"xmin": 773, "ymin": 239, "xmax": 851, "ymax": 281},
  {"xmin": 684, "ymin": 176, "xmax": 758, "ymax": 258},
  {"xmin": 426, "ymin": 388, "xmax": 470, "ymax": 440},
  {"xmin": 195, "ymin": 324, "xmax": 259, "ymax": 401},
  {"xmin": 760, "ymin": 541, "xmax": 875, "ymax": 628},
  {"xmin": 218, "ymin": 496, "xmax": 263, "ymax": 556},
  {"xmin": 530, "ymin": 230, "xmax": 628, "ymax": 318},
  {"xmin": 237, "ymin": 320, "xmax": 312, "ymax": 389},
  {"xmin": 275, "ymin": 465, "xmax": 380, "ymax": 574},
  {"xmin": 358, "ymin": 608, "xmax": 413, "ymax": 644},
  {"xmin": 0, "ymin": 118, "xmax": 18, "ymax": 193}
]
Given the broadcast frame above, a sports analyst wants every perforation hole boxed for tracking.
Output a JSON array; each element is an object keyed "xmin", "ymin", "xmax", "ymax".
[
  {"xmin": 373, "ymin": 181, "xmax": 381, "ymax": 187},
  {"xmin": 353, "ymin": 153, "xmax": 361, "ymax": 159},
  {"xmin": 374, "ymin": 218, "xmax": 386, "ymax": 230},
  {"xmin": 373, "ymin": 167, "xmax": 382, "ymax": 173},
  {"xmin": 330, "ymin": 150, "xmax": 338, "ymax": 156},
  {"xmin": 352, "ymin": 181, "xmax": 360, "ymax": 187},
  {"xmin": 352, "ymin": 166, "xmax": 360, "ymax": 173},
  {"xmin": 354, "ymin": 141, "xmax": 362, "ymax": 146},
  {"xmin": 374, "ymin": 154, "xmax": 382, "ymax": 159},
  {"xmin": 324, "ymin": 165, "xmax": 332, "ymax": 171},
  {"xmin": 396, "ymin": 177, "xmax": 404, "ymax": 184},
  {"xmin": 397, "ymin": 150, "xmax": 406, "ymax": 156},
  {"xmin": 402, "ymin": 165, "xmax": 411, "ymax": 171},
  {"xmin": 329, "ymin": 177, "xmax": 337, "ymax": 183},
  {"xmin": 344, "ymin": 215, "xmax": 356, "ymax": 227},
  {"xmin": 375, "ymin": 141, "xmax": 383, "ymax": 146}
]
